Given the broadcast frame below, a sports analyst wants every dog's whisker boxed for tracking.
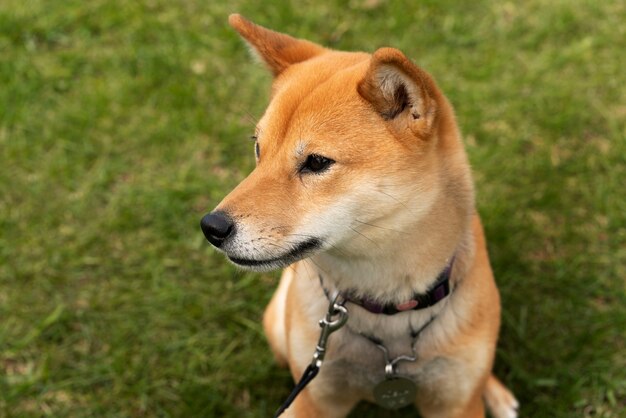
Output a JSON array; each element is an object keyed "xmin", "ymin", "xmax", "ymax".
[
  {"xmin": 376, "ymin": 189, "xmax": 409, "ymax": 207},
  {"xmin": 354, "ymin": 219, "xmax": 411, "ymax": 235},
  {"xmin": 348, "ymin": 226, "xmax": 381, "ymax": 249},
  {"xmin": 236, "ymin": 105, "xmax": 260, "ymax": 127},
  {"xmin": 300, "ymin": 259, "xmax": 315, "ymax": 282},
  {"xmin": 321, "ymin": 243, "xmax": 351, "ymax": 259},
  {"xmin": 375, "ymin": 189, "xmax": 422, "ymax": 218},
  {"xmin": 302, "ymin": 257, "xmax": 332, "ymax": 281},
  {"xmin": 264, "ymin": 241, "xmax": 290, "ymax": 251}
]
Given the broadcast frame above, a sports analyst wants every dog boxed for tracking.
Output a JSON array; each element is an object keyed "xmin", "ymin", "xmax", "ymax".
[{"xmin": 201, "ymin": 14, "xmax": 519, "ymax": 418}]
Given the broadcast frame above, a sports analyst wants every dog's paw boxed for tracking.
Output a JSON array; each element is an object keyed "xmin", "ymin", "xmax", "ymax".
[{"xmin": 484, "ymin": 375, "xmax": 519, "ymax": 418}]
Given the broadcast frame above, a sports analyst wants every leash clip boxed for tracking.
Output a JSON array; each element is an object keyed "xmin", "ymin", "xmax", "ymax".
[
  {"xmin": 274, "ymin": 292, "xmax": 348, "ymax": 418},
  {"xmin": 312, "ymin": 292, "xmax": 348, "ymax": 367}
]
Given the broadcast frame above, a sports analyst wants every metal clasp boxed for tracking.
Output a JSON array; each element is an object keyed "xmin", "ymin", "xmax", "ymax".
[
  {"xmin": 375, "ymin": 342, "xmax": 417, "ymax": 378},
  {"xmin": 311, "ymin": 292, "xmax": 348, "ymax": 367}
]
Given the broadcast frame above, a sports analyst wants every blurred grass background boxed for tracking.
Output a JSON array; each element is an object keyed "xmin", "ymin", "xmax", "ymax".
[{"xmin": 0, "ymin": 0, "xmax": 625, "ymax": 417}]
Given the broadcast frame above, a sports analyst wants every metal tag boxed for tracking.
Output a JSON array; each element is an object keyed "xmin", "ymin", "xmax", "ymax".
[{"xmin": 373, "ymin": 377, "xmax": 417, "ymax": 410}]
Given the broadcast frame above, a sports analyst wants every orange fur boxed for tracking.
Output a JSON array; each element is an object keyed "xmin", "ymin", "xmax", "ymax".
[{"xmin": 208, "ymin": 14, "xmax": 519, "ymax": 418}]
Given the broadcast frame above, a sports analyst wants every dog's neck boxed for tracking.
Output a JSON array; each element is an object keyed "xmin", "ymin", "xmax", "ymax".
[{"xmin": 310, "ymin": 205, "xmax": 475, "ymax": 305}]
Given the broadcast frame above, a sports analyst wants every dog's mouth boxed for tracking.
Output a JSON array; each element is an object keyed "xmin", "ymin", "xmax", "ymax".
[{"xmin": 228, "ymin": 238, "xmax": 322, "ymax": 271}]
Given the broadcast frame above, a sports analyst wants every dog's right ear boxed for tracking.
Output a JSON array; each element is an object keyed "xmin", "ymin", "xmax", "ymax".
[
  {"xmin": 358, "ymin": 48, "xmax": 439, "ymax": 139},
  {"xmin": 229, "ymin": 14, "xmax": 326, "ymax": 77}
]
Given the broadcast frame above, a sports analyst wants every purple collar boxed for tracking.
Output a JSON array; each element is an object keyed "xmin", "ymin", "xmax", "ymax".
[{"xmin": 320, "ymin": 260, "xmax": 453, "ymax": 316}]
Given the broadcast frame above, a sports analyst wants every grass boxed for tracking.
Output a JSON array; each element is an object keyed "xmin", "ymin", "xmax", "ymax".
[{"xmin": 0, "ymin": 0, "xmax": 624, "ymax": 417}]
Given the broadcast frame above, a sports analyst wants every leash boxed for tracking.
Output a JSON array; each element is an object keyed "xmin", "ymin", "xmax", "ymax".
[{"xmin": 273, "ymin": 293, "xmax": 348, "ymax": 418}]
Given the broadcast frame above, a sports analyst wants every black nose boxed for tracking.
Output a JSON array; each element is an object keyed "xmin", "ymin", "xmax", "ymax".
[{"xmin": 200, "ymin": 211, "xmax": 235, "ymax": 248}]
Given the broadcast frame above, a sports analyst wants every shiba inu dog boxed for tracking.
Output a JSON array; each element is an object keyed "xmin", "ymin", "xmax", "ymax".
[{"xmin": 201, "ymin": 14, "xmax": 519, "ymax": 418}]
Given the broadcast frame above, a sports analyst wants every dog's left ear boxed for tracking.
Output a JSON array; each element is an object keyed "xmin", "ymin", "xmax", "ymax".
[
  {"xmin": 229, "ymin": 14, "xmax": 326, "ymax": 77},
  {"xmin": 358, "ymin": 48, "xmax": 438, "ymax": 139}
]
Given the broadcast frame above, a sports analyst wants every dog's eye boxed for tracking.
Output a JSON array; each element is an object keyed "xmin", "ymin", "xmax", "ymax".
[{"xmin": 300, "ymin": 154, "xmax": 334, "ymax": 174}]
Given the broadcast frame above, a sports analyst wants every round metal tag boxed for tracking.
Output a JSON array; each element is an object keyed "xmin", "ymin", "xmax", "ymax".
[{"xmin": 373, "ymin": 377, "xmax": 417, "ymax": 410}]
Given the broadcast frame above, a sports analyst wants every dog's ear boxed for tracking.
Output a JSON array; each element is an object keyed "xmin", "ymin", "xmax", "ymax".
[
  {"xmin": 358, "ymin": 48, "xmax": 438, "ymax": 138},
  {"xmin": 229, "ymin": 14, "xmax": 326, "ymax": 77}
]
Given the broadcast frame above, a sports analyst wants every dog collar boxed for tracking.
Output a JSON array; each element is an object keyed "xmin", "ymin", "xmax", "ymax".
[{"xmin": 320, "ymin": 259, "xmax": 453, "ymax": 315}]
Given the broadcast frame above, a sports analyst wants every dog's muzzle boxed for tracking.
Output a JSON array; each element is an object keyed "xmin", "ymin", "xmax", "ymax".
[{"xmin": 200, "ymin": 211, "xmax": 235, "ymax": 248}]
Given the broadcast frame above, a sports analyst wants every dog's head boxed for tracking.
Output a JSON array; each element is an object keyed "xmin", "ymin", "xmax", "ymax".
[{"xmin": 201, "ymin": 15, "xmax": 472, "ymax": 271}]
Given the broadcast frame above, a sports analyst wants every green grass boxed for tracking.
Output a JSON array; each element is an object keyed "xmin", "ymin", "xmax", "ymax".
[{"xmin": 1, "ymin": 0, "xmax": 624, "ymax": 417}]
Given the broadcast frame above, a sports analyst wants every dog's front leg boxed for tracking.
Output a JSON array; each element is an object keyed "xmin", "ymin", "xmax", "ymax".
[
  {"xmin": 417, "ymin": 395, "xmax": 486, "ymax": 418},
  {"xmin": 416, "ymin": 380, "xmax": 488, "ymax": 418},
  {"xmin": 279, "ymin": 387, "xmax": 319, "ymax": 418},
  {"xmin": 280, "ymin": 380, "xmax": 359, "ymax": 418}
]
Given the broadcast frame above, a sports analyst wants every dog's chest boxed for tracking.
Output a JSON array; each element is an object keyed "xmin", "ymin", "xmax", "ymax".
[{"xmin": 322, "ymin": 307, "xmax": 450, "ymax": 398}]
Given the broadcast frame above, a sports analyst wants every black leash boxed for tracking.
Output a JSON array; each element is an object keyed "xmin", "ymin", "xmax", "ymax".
[
  {"xmin": 273, "ymin": 364, "xmax": 319, "ymax": 417},
  {"xmin": 273, "ymin": 293, "xmax": 348, "ymax": 418}
]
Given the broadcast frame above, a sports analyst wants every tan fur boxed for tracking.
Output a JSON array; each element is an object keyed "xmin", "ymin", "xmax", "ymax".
[{"xmin": 210, "ymin": 14, "xmax": 519, "ymax": 417}]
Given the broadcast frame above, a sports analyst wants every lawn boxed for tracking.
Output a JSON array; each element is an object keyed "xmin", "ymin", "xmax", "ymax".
[{"xmin": 0, "ymin": 0, "xmax": 625, "ymax": 417}]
